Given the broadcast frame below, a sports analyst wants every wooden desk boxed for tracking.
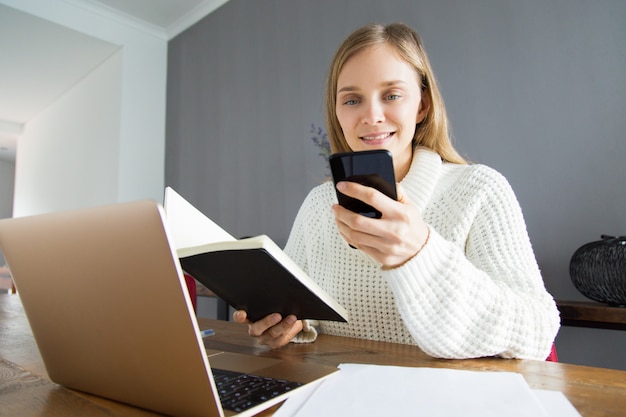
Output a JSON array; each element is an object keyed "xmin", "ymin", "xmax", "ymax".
[
  {"xmin": 1, "ymin": 294, "xmax": 625, "ymax": 417},
  {"xmin": 557, "ymin": 300, "xmax": 626, "ymax": 330}
]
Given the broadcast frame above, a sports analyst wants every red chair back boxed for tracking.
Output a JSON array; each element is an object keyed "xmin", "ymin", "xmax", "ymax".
[
  {"xmin": 183, "ymin": 273, "xmax": 197, "ymax": 313},
  {"xmin": 546, "ymin": 343, "xmax": 558, "ymax": 362}
]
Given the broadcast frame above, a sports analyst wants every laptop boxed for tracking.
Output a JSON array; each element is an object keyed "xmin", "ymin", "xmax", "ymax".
[{"xmin": 0, "ymin": 200, "xmax": 337, "ymax": 417}]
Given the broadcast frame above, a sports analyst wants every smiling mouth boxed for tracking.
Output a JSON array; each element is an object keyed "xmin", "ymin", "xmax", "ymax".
[{"xmin": 361, "ymin": 132, "xmax": 394, "ymax": 141}]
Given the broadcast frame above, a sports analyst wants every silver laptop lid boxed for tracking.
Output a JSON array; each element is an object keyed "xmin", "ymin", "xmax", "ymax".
[{"xmin": 0, "ymin": 201, "xmax": 222, "ymax": 417}]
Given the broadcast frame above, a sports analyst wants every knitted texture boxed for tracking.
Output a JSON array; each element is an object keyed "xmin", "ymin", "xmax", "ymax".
[{"xmin": 284, "ymin": 149, "xmax": 560, "ymax": 360}]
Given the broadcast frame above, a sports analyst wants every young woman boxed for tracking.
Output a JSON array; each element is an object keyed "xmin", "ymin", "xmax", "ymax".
[{"xmin": 234, "ymin": 23, "xmax": 560, "ymax": 360}]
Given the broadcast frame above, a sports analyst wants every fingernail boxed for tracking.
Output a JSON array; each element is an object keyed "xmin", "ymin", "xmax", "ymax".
[
  {"xmin": 285, "ymin": 315, "xmax": 296, "ymax": 325},
  {"xmin": 271, "ymin": 313, "xmax": 282, "ymax": 324},
  {"xmin": 336, "ymin": 182, "xmax": 346, "ymax": 191}
]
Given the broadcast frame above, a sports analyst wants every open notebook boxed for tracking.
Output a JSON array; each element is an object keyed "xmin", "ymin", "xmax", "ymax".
[{"xmin": 0, "ymin": 200, "xmax": 337, "ymax": 417}]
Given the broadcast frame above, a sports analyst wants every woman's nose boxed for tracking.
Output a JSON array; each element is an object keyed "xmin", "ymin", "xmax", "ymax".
[{"xmin": 361, "ymin": 100, "xmax": 385, "ymax": 125}]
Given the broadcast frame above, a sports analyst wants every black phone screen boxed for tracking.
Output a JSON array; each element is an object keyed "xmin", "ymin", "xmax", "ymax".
[{"xmin": 329, "ymin": 150, "xmax": 397, "ymax": 218}]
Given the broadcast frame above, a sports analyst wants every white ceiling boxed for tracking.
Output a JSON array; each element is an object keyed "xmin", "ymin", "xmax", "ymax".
[{"xmin": 0, "ymin": 0, "xmax": 228, "ymax": 162}]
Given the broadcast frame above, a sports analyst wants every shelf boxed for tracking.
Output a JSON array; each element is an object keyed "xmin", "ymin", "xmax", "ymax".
[{"xmin": 557, "ymin": 300, "xmax": 626, "ymax": 330}]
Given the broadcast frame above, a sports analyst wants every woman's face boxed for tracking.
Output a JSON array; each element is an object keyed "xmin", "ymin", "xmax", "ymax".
[{"xmin": 335, "ymin": 43, "xmax": 428, "ymax": 180}]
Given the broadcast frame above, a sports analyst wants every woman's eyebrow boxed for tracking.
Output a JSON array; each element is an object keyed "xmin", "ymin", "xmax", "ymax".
[
  {"xmin": 381, "ymin": 80, "xmax": 408, "ymax": 87},
  {"xmin": 337, "ymin": 85, "xmax": 359, "ymax": 94},
  {"xmin": 337, "ymin": 80, "xmax": 408, "ymax": 94}
]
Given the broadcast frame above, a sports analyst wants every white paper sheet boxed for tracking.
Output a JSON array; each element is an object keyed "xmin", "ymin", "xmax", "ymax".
[
  {"xmin": 274, "ymin": 363, "xmax": 578, "ymax": 417},
  {"xmin": 163, "ymin": 187, "xmax": 235, "ymax": 250}
]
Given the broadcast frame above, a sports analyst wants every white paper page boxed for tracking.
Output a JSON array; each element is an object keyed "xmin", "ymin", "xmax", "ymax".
[
  {"xmin": 532, "ymin": 390, "xmax": 582, "ymax": 417},
  {"xmin": 275, "ymin": 384, "xmax": 583, "ymax": 417},
  {"xmin": 163, "ymin": 187, "xmax": 235, "ymax": 250},
  {"xmin": 273, "ymin": 379, "xmax": 327, "ymax": 417},
  {"xmin": 278, "ymin": 363, "xmax": 551, "ymax": 417}
]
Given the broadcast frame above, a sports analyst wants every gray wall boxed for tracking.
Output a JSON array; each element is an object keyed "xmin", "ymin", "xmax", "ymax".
[
  {"xmin": 0, "ymin": 159, "xmax": 15, "ymax": 265},
  {"xmin": 166, "ymin": 0, "xmax": 626, "ymax": 369},
  {"xmin": 0, "ymin": 159, "xmax": 14, "ymax": 219}
]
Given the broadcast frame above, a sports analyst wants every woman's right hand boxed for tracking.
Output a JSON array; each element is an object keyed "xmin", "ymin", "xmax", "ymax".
[
  {"xmin": 232, "ymin": 310, "xmax": 303, "ymax": 349},
  {"xmin": 332, "ymin": 182, "xmax": 429, "ymax": 268}
]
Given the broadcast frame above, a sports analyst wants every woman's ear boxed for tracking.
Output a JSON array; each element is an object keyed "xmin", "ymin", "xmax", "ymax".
[{"xmin": 416, "ymin": 90, "xmax": 431, "ymax": 124}]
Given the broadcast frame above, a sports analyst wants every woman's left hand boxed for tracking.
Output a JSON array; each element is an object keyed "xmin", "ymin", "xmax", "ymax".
[
  {"xmin": 332, "ymin": 181, "xmax": 429, "ymax": 268},
  {"xmin": 232, "ymin": 310, "xmax": 303, "ymax": 349}
]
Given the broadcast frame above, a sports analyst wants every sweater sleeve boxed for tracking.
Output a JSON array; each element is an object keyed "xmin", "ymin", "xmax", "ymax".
[
  {"xmin": 383, "ymin": 167, "xmax": 560, "ymax": 360},
  {"xmin": 284, "ymin": 187, "xmax": 328, "ymax": 344}
]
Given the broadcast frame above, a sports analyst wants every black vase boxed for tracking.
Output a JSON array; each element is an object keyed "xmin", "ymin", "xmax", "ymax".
[{"xmin": 569, "ymin": 235, "xmax": 626, "ymax": 307}]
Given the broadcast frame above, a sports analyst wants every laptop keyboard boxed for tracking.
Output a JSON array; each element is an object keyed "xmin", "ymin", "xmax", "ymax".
[{"xmin": 212, "ymin": 368, "xmax": 303, "ymax": 413}]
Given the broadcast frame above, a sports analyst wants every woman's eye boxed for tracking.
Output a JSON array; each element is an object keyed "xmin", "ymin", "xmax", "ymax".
[
  {"xmin": 386, "ymin": 94, "xmax": 401, "ymax": 101},
  {"xmin": 343, "ymin": 98, "xmax": 359, "ymax": 105}
]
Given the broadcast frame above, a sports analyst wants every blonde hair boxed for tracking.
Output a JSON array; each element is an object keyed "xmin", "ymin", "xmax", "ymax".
[{"xmin": 324, "ymin": 23, "xmax": 466, "ymax": 164}]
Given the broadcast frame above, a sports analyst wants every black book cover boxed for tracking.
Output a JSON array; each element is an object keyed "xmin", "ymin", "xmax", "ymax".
[{"xmin": 180, "ymin": 248, "xmax": 348, "ymax": 323}]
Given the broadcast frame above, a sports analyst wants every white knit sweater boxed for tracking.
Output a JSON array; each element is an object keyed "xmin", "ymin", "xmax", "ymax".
[{"xmin": 284, "ymin": 148, "xmax": 560, "ymax": 360}]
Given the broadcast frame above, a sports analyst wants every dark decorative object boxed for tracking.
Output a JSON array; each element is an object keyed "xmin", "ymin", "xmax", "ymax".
[{"xmin": 570, "ymin": 235, "xmax": 626, "ymax": 307}]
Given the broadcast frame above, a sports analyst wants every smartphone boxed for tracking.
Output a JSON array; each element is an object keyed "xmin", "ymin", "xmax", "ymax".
[{"xmin": 329, "ymin": 150, "xmax": 397, "ymax": 218}]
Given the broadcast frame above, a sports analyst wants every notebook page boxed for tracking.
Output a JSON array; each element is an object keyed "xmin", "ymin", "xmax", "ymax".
[{"xmin": 164, "ymin": 187, "xmax": 235, "ymax": 250}]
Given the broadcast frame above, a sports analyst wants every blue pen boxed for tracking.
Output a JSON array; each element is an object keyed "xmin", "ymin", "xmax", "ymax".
[{"xmin": 200, "ymin": 328, "xmax": 215, "ymax": 337}]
